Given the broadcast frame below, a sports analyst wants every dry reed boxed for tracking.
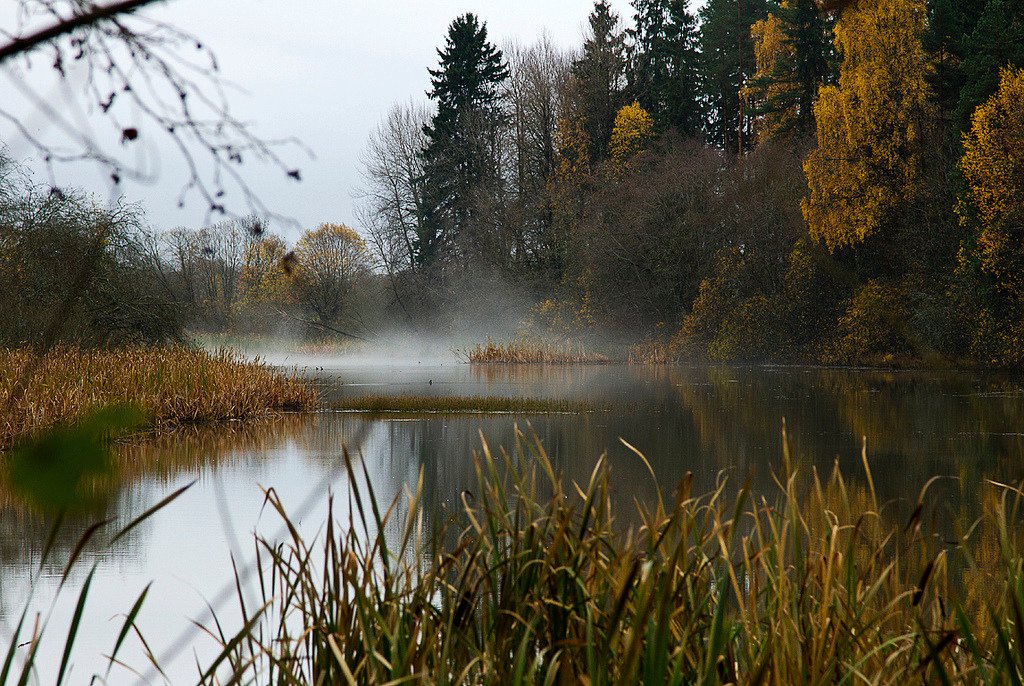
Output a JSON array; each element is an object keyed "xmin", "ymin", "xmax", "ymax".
[
  {"xmin": 460, "ymin": 337, "xmax": 611, "ymax": 364},
  {"xmin": 198, "ymin": 430, "xmax": 1024, "ymax": 684},
  {"xmin": 0, "ymin": 346, "xmax": 317, "ymax": 449}
]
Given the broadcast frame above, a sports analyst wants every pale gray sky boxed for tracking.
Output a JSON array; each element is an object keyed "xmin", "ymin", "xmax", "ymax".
[{"xmin": 3, "ymin": 0, "xmax": 663, "ymax": 240}]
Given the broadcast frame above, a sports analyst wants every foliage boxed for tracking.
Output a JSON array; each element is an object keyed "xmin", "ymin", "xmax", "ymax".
[
  {"xmin": 803, "ymin": 0, "xmax": 932, "ymax": 252},
  {"xmin": 628, "ymin": 0, "xmax": 703, "ymax": 135},
  {"xmin": 747, "ymin": 0, "xmax": 835, "ymax": 141},
  {"xmin": 824, "ymin": 280, "xmax": 914, "ymax": 364},
  {"xmin": 961, "ymin": 67, "xmax": 1024, "ymax": 299},
  {"xmin": 570, "ymin": 1, "xmax": 629, "ymax": 161},
  {"xmin": 607, "ymin": 101, "xmax": 656, "ymax": 172},
  {"xmin": 699, "ymin": 0, "xmax": 770, "ymax": 153},
  {"xmin": 292, "ymin": 223, "xmax": 373, "ymax": 331},
  {"xmin": 954, "ymin": 0, "xmax": 1024, "ymax": 134},
  {"xmin": 0, "ymin": 161, "xmax": 182, "ymax": 347},
  {"xmin": 240, "ymin": 234, "xmax": 292, "ymax": 306},
  {"xmin": 577, "ymin": 137, "xmax": 723, "ymax": 332},
  {"xmin": 420, "ymin": 13, "xmax": 510, "ymax": 267}
]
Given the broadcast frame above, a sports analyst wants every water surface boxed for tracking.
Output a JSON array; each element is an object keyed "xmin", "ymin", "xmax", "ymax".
[{"xmin": 3, "ymin": 363, "xmax": 1024, "ymax": 683}]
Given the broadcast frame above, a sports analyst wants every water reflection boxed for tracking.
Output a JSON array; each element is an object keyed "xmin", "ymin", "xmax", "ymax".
[{"xmin": 2, "ymin": 363, "xmax": 1024, "ymax": 681}]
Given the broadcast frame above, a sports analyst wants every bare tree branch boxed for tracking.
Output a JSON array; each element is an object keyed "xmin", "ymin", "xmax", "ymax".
[{"xmin": 0, "ymin": 0, "xmax": 162, "ymax": 63}]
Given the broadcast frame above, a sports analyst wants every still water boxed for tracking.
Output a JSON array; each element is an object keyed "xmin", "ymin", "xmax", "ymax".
[{"xmin": 3, "ymin": 362, "xmax": 1024, "ymax": 683}]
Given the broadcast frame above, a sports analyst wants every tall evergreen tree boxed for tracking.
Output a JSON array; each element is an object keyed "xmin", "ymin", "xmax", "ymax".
[
  {"xmin": 570, "ymin": 2, "xmax": 629, "ymax": 162},
  {"xmin": 954, "ymin": 0, "xmax": 1024, "ymax": 133},
  {"xmin": 748, "ymin": 0, "xmax": 835, "ymax": 142},
  {"xmin": 700, "ymin": 0, "xmax": 770, "ymax": 154},
  {"xmin": 420, "ymin": 13, "xmax": 510, "ymax": 267},
  {"xmin": 924, "ymin": 0, "xmax": 985, "ymax": 143},
  {"xmin": 628, "ymin": 0, "xmax": 703, "ymax": 136}
]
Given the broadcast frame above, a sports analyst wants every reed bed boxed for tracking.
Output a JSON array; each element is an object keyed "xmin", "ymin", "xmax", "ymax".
[
  {"xmin": 332, "ymin": 393, "xmax": 596, "ymax": 414},
  {"xmin": 628, "ymin": 339, "xmax": 675, "ymax": 364},
  {"xmin": 460, "ymin": 337, "xmax": 611, "ymax": 364},
  {"xmin": 196, "ymin": 431, "xmax": 1024, "ymax": 685},
  {"xmin": 0, "ymin": 346, "xmax": 317, "ymax": 449}
]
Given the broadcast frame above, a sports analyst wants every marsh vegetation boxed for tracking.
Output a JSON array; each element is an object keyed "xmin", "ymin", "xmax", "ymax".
[{"xmin": 0, "ymin": 346, "xmax": 317, "ymax": 449}]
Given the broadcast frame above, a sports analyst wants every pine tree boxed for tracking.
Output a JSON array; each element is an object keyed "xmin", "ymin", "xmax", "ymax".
[
  {"xmin": 923, "ymin": 0, "xmax": 986, "ymax": 153},
  {"xmin": 420, "ymin": 13, "xmax": 510, "ymax": 267},
  {"xmin": 699, "ymin": 0, "xmax": 770, "ymax": 154},
  {"xmin": 628, "ymin": 0, "xmax": 703, "ymax": 136},
  {"xmin": 570, "ymin": 2, "xmax": 629, "ymax": 162}
]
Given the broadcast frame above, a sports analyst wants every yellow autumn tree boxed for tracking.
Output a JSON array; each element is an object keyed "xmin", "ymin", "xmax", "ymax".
[
  {"xmin": 802, "ymin": 0, "xmax": 930, "ymax": 251},
  {"xmin": 550, "ymin": 112, "xmax": 592, "ymax": 230},
  {"xmin": 961, "ymin": 67, "xmax": 1024, "ymax": 298},
  {"xmin": 240, "ymin": 235, "xmax": 292, "ymax": 305},
  {"xmin": 293, "ymin": 223, "xmax": 372, "ymax": 326},
  {"xmin": 607, "ymin": 101, "xmax": 654, "ymax": 175},
  {"xmin": 748, "ymin": 12, "xmax": 792, "ymax": 141}
]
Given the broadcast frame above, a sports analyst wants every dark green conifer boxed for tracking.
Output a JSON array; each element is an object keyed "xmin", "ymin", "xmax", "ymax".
[
  {"xmin": 419, "ymin": 13, "xmax": 509, "ymax": 266},
  {"xmin": 628, "ymin": 0, "xmax": 703, "ymax": 136},
  {"xmin": 570, "ymin": 1, "xmax": 629, "ymax": 161}
]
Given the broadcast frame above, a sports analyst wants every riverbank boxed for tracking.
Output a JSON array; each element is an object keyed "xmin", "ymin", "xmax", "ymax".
[{"xmin": 0, "ymin": 346, "xmax": 318, "ymax": 449}]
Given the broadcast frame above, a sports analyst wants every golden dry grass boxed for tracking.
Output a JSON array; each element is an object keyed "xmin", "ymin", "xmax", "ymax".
[
  {"xmin": 0, "ymin": 346, "xmax": 318, "ymax": 449},
  {"xmin": 460, "ymin": 337, "xmax": 611, "ymax": 364}
]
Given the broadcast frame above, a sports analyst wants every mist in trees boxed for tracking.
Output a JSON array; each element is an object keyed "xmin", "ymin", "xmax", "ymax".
[
  {"xmin": 7, "ymin": 1, "xmax": 1024, "ymax": 366},
  {"xmin": 353, "ymin": 0, "xmax": 1024, "ymax": 366}
]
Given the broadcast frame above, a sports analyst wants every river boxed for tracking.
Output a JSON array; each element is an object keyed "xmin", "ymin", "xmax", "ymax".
[{"xmin": 3, "ymin": 361, "xmax": 1024, "ymax": 683}]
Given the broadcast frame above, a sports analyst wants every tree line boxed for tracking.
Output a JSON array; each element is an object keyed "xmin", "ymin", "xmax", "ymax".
[
  {"xmin": 6, "ymin": 0, "xmax": 1024, "ymax": 365},
  {"xmin": 360, "ymin": 0, "xmax": 1024, "ymax": 366}
]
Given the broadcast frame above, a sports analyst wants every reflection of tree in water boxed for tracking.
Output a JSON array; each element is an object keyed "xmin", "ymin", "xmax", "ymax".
[
  {"xmin": 665, "ymin": 366, "xmax": 1024, "ymax": 521},
  {"xmin": 0, "ymin": 416, "xmax": 317, "ymax": 573},
  {"xmin": 6, "ymin": 367, "xmax": 1024, "ymax": 592}
]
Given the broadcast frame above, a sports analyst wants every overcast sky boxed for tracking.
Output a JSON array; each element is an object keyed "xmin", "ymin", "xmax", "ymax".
[{"xmin": 2, "ymin": 0, "xmax": 674, "ymax": 240}]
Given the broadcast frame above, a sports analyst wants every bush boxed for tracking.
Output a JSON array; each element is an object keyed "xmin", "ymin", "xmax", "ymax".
[
  {"xmin": 825, "ymin": 280, "xmax": 914, "ymax": 365},
  {"xmin": 0, "ymin": 159, "xmax": 182, "ymax": 347}
]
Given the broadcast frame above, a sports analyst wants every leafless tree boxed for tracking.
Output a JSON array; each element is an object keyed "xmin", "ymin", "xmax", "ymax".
[
  {"xmin": 357, "ymin": 101, "xmax": 431, "ymax": 275},
  {"xmin": 503, "ymin": 34, "xmax": 571, "ymax": 271},
  {"xmin": 1, "ymin": 0, "xmax": 306, "ymax": 219}
]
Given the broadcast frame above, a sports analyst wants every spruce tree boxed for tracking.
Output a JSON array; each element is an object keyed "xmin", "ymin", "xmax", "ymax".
[
  {"xmin": 748, "ymin": 0, "xmax": 835, "ymax": 142},
  {"xmin": 700, "ymin": 0, "xmax": 770, "ymax": 154},
  {"xmin": 419, "ymin": 13, "xmax": 509, "ymax": 267},
  {"xmin": 954, "ymin": 0, "xmax": 1024, "ymax": 133},
  {"xmin": 924, "ymin": 0, "xmax": 985, "ymax": 142},
  {"xmin": 570, "ymin": 1, "xmax": 629, "ymax": 162},
  {"xmin": 628, "ymin": 0, "xmax": 702, "ymax": 136}
]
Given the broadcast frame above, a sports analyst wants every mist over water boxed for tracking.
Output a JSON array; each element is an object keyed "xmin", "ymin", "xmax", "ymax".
[{"xmin": 5, "ymin": 359, "xmax": 1024, "ymax": 682}]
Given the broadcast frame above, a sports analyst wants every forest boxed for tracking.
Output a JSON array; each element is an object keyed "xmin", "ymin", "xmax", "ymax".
[{"xmin": 5, "ymin": 0, "xmax": 1024, "ymax": 367}]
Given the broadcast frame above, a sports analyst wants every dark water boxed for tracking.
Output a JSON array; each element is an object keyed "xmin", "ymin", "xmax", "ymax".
[{"xmin": 3, "ymin": 363, "xmax": 1024, "ymax": 683}]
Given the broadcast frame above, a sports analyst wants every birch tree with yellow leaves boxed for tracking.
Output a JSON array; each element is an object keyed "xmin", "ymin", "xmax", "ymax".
[
  {"xmin": 802, "ymin": 0, "xmax": 932, "ymax": 252},
  {"xmin": 961, "ymin": 67, "xmax": 1024, "ymax": 299},
  {"xmin": 607, "ymin": 102, "xmax": 655, "ymax": 175}
]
